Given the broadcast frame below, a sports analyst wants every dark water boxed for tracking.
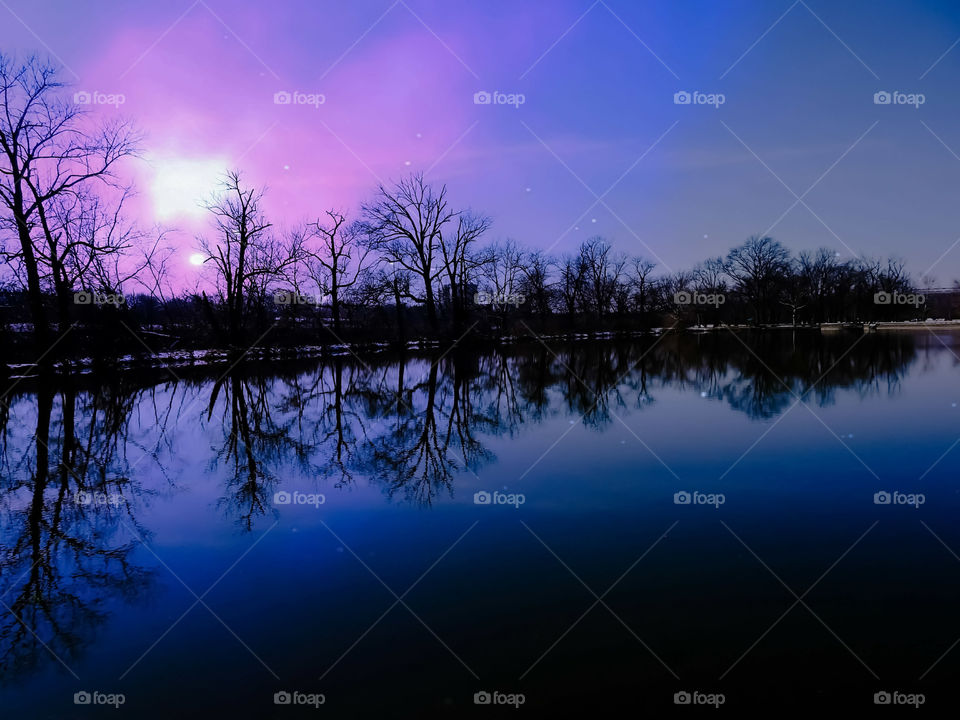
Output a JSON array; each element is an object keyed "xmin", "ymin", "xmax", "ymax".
[{"xmin": 2, "ymin": 329, "xmax": 959, "ymax": 716}]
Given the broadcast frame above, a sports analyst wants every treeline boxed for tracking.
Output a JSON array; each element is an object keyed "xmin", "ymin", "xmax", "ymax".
[{"xmin": 1, "ymin": 55, "xmax": 957, "ymax": 364}]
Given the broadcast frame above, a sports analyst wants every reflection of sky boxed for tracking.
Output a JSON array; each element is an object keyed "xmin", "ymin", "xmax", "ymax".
[
  {"xmin": 4, "ymin": 337, "xmax": 960, "ymax": 713},
  {"xmin": 4, "ymin": 1, "xmax": 960, "ymax": 282}
]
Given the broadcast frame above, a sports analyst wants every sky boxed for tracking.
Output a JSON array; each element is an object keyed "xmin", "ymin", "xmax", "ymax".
[{"xmin": 3, "ymin": 0, "xmax": 960, "ymax": 283}]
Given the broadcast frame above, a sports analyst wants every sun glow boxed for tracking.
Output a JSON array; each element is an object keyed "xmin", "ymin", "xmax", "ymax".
[
  {"xmin": 188, "ymin": 252, "xmax": 206, "ymax": 266},
  {"xmin": 149, "ymin": 156, "xmax": 226, "ymax": 221}
]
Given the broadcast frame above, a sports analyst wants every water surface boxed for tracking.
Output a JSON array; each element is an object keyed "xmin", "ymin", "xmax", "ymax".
[{"xmin": 2, "ymin": 330, "xmax": 959, "ymax": 715}]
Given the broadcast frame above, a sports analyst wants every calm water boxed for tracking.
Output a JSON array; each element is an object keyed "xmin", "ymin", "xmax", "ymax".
[{"xmin": 2, "ymin": 330, "xmax": 960, "ymax": 716}]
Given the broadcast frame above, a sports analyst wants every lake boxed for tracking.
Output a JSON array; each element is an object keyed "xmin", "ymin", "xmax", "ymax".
[{"xmin": 2, "ymin": 329, "xmax": 959, "ymax": 715}]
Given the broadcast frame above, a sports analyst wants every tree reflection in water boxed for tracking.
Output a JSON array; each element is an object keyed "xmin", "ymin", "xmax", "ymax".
[
  {"xmin": 0, "ymin": 379, "xmax": 158, "ymax": 678},
  {"xmin": 0, "ymin": 330, "xmax": 923, "ymax": 676}
]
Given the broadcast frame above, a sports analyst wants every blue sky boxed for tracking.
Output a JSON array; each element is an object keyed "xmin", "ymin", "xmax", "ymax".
[{"xmin": 2, "ymin": 0, "xmax": 960, "ymax": 281}]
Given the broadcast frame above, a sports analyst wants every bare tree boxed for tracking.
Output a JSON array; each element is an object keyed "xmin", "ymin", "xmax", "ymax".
[
  {"xmin": 482, "ymin": 238, "xmax": 525, "ymax": 314},
  {"xmin": 303, "ymin": 210, "xmax": 373, "ymax": 333},
  {"xmin": 798, "ymin": 248, "xmax": 841, "ymax": 323},
  {"xmin": 692, "ymin": 257, "xmax": 726, "ymax": 294},
  {"xmin": 49, "ymin": 187, "xmax": 163, "ymax": 299},
  {"xmin": 580, "ymin": 237, "xmax": 625, "ymax": 320},
  {"xmin": 556, "ymin": 253, "xmax": 587, "ymax": 323},
  {"xmin": 437, "ymin": 211, "xmax": 490, "ymax": 330},
  {"xmin": 725, "ymin": 235, "xmax": 791, "ymax": 325},
  {"xmin": 630, "ymin": 257, "xmax": 657, "ymax": 326},
  {"xmin": 197, "ymin": 171, "xmax": 295, "ymax": 346},
  {"xmin": 0, "ymin": 54, "xmax": 138, "ymax": 356},
  {"xmin": 361, "ymin": 173, "xmax": 456, "ymax": 331},
  {"xmin": 520, "ymin": 249, "xmax": 552, "ymax": 324}
]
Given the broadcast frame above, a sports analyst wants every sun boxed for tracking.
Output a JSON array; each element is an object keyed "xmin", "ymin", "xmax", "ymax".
[
  {"xmin": 188, "ymin": 252, "xmax": 206, "ymax": 267},
  {"xmin": 149, "ymin": 156, "xmax": 226, "ymax": 221}
]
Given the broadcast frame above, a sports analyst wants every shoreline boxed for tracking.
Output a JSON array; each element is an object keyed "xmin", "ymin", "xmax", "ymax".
[{"xmin": 3, "ymin": 321, "xmax": 959, "ymax": 379}]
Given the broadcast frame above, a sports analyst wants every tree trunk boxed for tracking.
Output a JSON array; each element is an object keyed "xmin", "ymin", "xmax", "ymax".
[
  {"xmin": 449, "ymin": 278, "xmax": 461, "ymax": 331},
  {"xmin": 393, "ymin": 279, "xmax": 405, "ymax": 341},
  {"xmin": 423, "ymin": 273, "xmax": 438, "ymax": 332},
  {"xmin": 331, "ymin": 287, "xmax": 341, "ymax": 334},
  {"xmin": 15, "ymin": 206, "xmax": 50, "ymax": 359}
]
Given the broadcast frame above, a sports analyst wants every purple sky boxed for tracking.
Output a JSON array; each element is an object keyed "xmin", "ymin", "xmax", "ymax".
[{"xmin": 4, "ymin": 0, "xmax": 960, "ymax": 283}]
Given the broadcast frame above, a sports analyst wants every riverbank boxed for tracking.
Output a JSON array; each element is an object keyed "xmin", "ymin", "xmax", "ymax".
[{"xmin": 4, "ymin": 321, "xmax": 959, "ymax": 380}]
